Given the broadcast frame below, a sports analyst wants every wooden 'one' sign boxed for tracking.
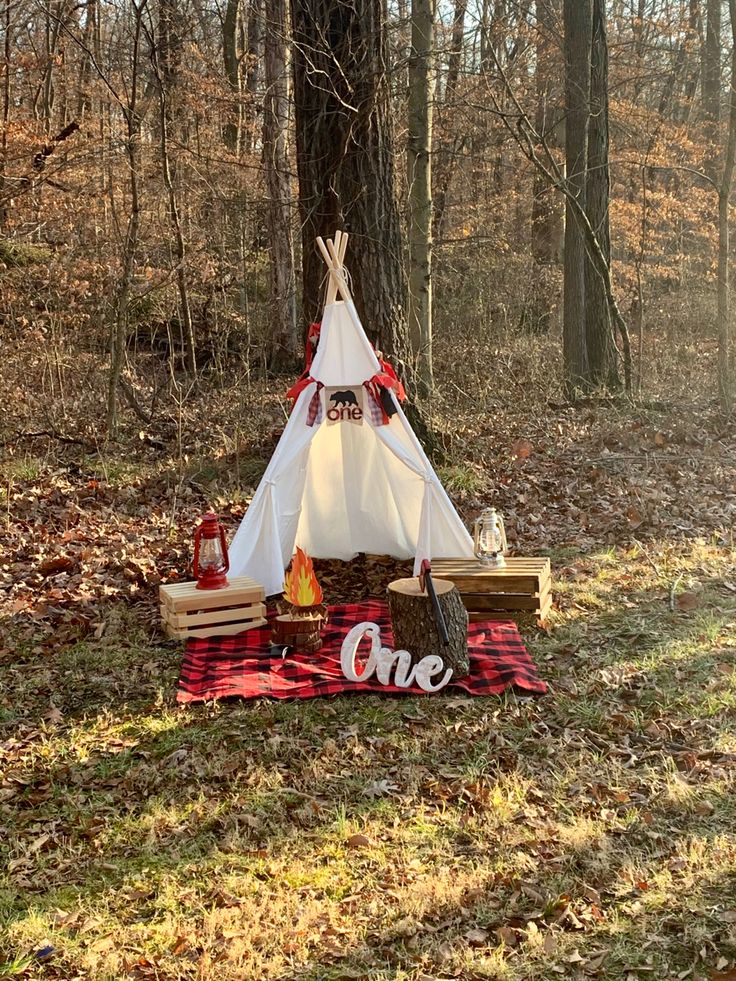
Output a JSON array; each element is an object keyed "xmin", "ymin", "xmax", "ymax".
[{"xmin": 340, "ymin": 622, "xmax": 452, "ymax": 692}]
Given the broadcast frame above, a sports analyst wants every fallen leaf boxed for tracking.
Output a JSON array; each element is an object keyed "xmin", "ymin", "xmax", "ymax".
[
  {"xmin": 362, "ymin": 779, "xmax": 398, "ymax": 798},
  {"xmin": 39, "ymin": 556, "xmax": 75, "ymax": 576},
  {"xmin": 676, "ymin": 591, "xmax": 700, "ymax": 611},
  {"xmin": 495, "ymin": 925, "xmax": 518, "ymax": 947},
  {"xmin": 465, "ymin": 927, "xmax": 489, "ymax": 946},
  {"xmin": 585, "ymin": 950, "xmax": 610, "ymax": 974},
  {"xmin": 511, "ymin": 438, "xmax": 534, "ymax": 461}
]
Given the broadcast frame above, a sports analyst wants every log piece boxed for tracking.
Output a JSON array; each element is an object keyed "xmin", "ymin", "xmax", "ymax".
[
  {"xmin": 271, "ymin": 603, "xmax": 327, "ymax": 653},
  {"xmin": 387, "ymin": 577, "xmax": 469, "ymax": 679}
]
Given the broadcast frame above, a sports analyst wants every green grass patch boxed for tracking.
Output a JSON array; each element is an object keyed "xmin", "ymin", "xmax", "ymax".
[{"xmin": 2, "ymin": 542, "xmax": 736, "ymax": 979}]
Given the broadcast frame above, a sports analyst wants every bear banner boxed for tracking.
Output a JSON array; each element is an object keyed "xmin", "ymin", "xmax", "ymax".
[{"xmin": 324, "ymin": 387, "xmax": 364, "ymax": 426}]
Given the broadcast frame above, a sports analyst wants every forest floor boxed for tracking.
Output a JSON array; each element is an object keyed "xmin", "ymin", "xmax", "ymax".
[{"xmin": 1, "ymin": 328, "xmax": 736, "ymax": 980}]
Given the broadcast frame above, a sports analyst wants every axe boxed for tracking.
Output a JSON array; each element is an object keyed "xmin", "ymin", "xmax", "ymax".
[{"xmin": 419, "ymin": 559, "xmax": 450, "ymax": 646}]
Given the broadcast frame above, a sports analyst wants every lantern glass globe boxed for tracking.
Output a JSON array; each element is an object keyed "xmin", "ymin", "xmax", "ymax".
[{"xmin": 473, "ymin": 508, "xmax": 507, "ymax": 568}]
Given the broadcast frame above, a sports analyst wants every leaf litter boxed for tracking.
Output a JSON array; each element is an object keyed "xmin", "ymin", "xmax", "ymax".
[{"xmin": 1, "ymin": 375, "xmax": 736, "ymax": 979}]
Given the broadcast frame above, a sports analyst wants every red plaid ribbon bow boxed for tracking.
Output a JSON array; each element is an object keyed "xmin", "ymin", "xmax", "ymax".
[
  {"xmin": 363, "ymin": 362, "xmax": 406, "ymax": 426},
  {"xmin": 286, "ymin": 375, "xmax": 324, "ymax": 427}
]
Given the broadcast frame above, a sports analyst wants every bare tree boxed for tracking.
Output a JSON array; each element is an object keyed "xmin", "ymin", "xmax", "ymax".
[
  {"xmin": 243, "ymin": 0, "xmax": 262, "ymax": 153},
  {"xmin": 717, "ymin": 0, "xmax": 736, "ymax": 411},
  {"xmin": 151, "ymin": 0, "xmax": 196, "ymax": 377},
  {"xmin": 407, "ymin": 0, "xmax": 436, "ymax": 399},
  {"xmin": 530, "ymin": 0, "xmax": 563, "ymax": 333},
  {"xmin": 222, "ymin": 0, "xmax": 243, "ymax": 152},
  {"xmin": 563, "ymin": 0, "xmax": 591, "ymax": 391},
  {"xmin": 586, "ymin": 0, "xmax": 619, "ymax": 388},
  {"xmin": 704, "ymin": 0, "xmax": 721, "ymax": 123},
  {"xmin": 262, "ymin": 0, "xmax": 298, "ymax": 371},
  {"xmin": 107, "ymin": 0, "xmax": 147, "ymax": 435},
  {"xmin": 1, "ymin": 0, "xmax": 12, "ymax": 229},
  {"xmin": 432, "ymin": 0, "xmax": 466, "ymax": 240}
]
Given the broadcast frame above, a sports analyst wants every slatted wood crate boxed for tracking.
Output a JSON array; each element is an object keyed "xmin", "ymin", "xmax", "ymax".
[
  {"xmin": 159, "ymin": 577, "xmax": 266, "ymax": 640},
  {"xmin": 431, "ymin": 557, "xmax": 552, "ymax": 624}
]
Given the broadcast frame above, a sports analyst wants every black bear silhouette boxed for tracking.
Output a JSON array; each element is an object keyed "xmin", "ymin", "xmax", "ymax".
[{"xmin": 330, "ymin": 389, "xmax": 358, "ymax": 407}]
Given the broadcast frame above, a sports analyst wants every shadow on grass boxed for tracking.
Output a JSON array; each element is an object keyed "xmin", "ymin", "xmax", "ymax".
[{"xmin": 3, "ymin": 564, "xmax": 736, "ymax": 978}]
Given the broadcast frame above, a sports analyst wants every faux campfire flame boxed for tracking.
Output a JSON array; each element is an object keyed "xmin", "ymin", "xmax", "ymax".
[{"xmin": 283, "ymin": 547, "xmax": 324, "ymax": 607}]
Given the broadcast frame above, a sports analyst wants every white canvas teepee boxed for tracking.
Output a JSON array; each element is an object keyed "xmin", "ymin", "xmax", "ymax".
[{"xmin": 229, "ymin": 233, "xmax": 474, "ymax": 595}]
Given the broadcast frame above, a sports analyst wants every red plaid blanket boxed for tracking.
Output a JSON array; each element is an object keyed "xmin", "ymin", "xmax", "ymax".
[{"xmin": 177, "ymin": 601, "xmax": 546, "ymax": 703}]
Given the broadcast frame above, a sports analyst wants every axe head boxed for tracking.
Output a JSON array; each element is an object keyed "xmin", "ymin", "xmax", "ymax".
[{"xmin": 418, "ymin": 559, "xmax": 432, "ymax": 594}]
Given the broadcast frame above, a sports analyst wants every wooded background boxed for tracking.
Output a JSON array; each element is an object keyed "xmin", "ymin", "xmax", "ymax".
[{"xmin": 1, "ymin": 0, "xmax": 734, "ymax": 441}]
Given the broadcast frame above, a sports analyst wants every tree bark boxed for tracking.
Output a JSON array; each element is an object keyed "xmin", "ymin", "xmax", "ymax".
[
  {"xmin": 388, "ymin": 577, "xmax": 469, "ymax": 678},
  {"xmin": 291, "ymin": 0, "xmax": 412, "ymax": 371},
  {"xmin": 407, "ymin": 0, "xmax": 436, "ymax": 400},
  {"xmin": 562, "ymin": 0, "xmax": 591, "ymax": 392},
  {"xmin": 585, "ymin": 0, "xmax": 619, "ymax": 388},
  {"xmin": 263, "ymin": 0, "xmax": 298, "ymax": 371}
]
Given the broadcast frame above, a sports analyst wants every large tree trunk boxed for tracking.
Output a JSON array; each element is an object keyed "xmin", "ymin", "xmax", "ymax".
[
  {"xmin": 291, "ymin": 0, "xmax": 412, "ymax": 370},
  {"xmin": 407, "ymin": 0, "xmax": 436, "ymax": 400},
  {"xmin": 585, "ymin": 0, "xmax": 619, "ymax": 388},
  {"xmin": 530, "ymin": 0, "xmax": 563, "ymax": 333},
  {"xmin": 562, "ymin": 0, "xmax": 591, "ymax": 392},
  {"xmin": 263, "ymin": 0, "xmax": 298, "ymax": 371}
]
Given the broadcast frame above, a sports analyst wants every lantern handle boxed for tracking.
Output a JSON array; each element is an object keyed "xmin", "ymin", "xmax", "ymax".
[
  {"xmin": 219, "ymin": 524, "xmax": 230, "ymax": 574},
  {"xmin": 192, "ymin": 523, "xmax": 202, "ymax": 579}
]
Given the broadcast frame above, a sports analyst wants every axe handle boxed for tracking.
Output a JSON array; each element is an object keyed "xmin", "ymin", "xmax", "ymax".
[{"xmin": 421, "ymin": 564, "xmax": 450, "ymax": 646}]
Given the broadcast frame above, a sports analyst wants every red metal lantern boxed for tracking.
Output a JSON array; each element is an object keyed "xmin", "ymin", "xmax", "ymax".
[{"xmin": 193, "ymin": 513, "xmax": 230, "ymax": 590}]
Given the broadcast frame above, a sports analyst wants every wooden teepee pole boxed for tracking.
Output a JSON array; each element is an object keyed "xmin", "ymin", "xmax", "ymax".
[
  {"xmin": 317, "ymin": 234, "xmax": 354, "ymax": 306},
  {"xmin": 325, "ymin": 233, "xmax": 341, "ymax": 305}
]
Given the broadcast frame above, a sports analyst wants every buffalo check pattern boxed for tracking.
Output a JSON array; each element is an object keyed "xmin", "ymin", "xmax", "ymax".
[{"xmin": 177, "ymin": 601, "xmax": 547, "ymax": 703}]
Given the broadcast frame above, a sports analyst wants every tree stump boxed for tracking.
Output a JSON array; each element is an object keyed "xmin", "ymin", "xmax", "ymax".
[{"xmin": 387, "ymin": 577, "xmax": 470, "ymax": 679}]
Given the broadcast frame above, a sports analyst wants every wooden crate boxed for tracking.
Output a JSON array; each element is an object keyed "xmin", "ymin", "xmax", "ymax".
[
  {"xmin": 159, "ymin": 577, "xmax": 267, "ymax": 640},
  {"xmin": 431, "ymin": 557, "xmax": 552, "ymax": 624}
]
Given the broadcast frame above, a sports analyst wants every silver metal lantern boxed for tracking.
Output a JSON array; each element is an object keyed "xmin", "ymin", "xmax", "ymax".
[{"xmin": 473, "ymin": 507, "xmax": 507, "ymax": 568}]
